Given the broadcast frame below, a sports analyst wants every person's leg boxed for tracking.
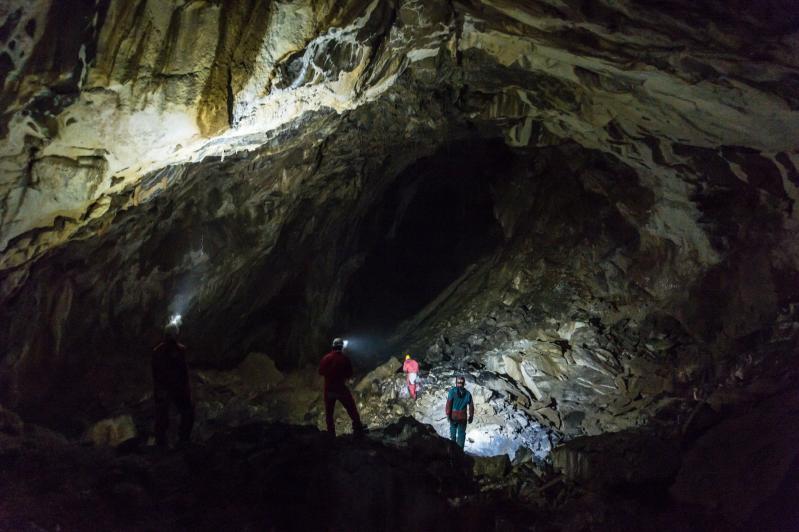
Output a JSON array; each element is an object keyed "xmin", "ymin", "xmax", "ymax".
[
  {"xmin": 456, "ymin": 421, "xmax": 467, "ymax": 449},
  {"xmin": 409, "ymin": 373, "xmax": 418, "ymax": 399},
  {"xmin": 324, "ymin": 394, "xmax": 336, "ymax": 435},
  {"xmin": 154, "ymin": 390, "xmax": 169, "ymax": 447},
  {"xmin": 174, "ymin": 389, "xmax": 195, "ymax": 444},
  {"xmin": 339, "ymin": 389, "xmax": 363, "ymax": 432},
  {"xmin": 450, "ymin": 420, "xmax": 457, "ymax": 443}
]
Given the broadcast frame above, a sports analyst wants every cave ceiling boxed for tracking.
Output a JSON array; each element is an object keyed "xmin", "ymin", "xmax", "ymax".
[{"xmin": 0, "ymin": 0, "xmax": 798, "ymax": 433}]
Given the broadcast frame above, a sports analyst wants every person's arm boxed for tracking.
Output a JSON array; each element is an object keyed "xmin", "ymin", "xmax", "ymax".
[{"xmin": 445, "ymin": 389, "xmax": 453, "ymax": 419}]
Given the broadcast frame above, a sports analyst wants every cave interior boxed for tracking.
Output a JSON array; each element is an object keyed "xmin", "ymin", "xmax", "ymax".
[{"xmin": 1, "ymin": 0, "xmax": 799, "ymax": 530}]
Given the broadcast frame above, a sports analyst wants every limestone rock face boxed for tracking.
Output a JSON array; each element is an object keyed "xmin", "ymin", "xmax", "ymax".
[{"xmin": 0, "ymin": 0, "xmax": 797, "ymax": 449}]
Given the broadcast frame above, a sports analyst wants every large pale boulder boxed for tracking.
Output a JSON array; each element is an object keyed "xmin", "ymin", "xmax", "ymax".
[
  {"xmin": 85, "ymin": 415, "xmax": 137, "ymax": 447},
  {"xmin": 355, "ymin": 356, "xmax": 401, "ymax": 393},
  {"xmin": 236, "ymin": 352, "xmax": 285, "ymax": 391}
]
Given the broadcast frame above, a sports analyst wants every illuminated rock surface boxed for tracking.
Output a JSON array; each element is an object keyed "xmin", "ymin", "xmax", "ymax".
[{"xmin": 1, "ymin": 0, "xmax": 799, "ymax": 529}]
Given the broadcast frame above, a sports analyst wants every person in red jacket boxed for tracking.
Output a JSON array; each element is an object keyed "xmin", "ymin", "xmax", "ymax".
[
  {"xmin": 152, "ymin": 322, "xmax": 194, "ymax": 448},
  {"xmin": 402, "ymin": 353, "xmax": 420, "ymax": 400},
  {"xmin": 318, "ymin": 338, "xmax": 364, "ymax": 436}
]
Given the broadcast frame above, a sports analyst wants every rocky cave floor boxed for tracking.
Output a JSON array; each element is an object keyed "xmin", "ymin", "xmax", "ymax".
[
  {"xmin": 2, "ymin": 0, "xmax": 799, "ymax": 530},
  {"xmin": 2, "ymin": 355, "xmax": 799, "ymax": 532}
]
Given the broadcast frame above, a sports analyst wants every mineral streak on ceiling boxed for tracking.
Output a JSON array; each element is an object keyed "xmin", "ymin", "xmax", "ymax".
[{"xmin": 1, "ymin": 0, "xmax": 798, "ymax": 272}]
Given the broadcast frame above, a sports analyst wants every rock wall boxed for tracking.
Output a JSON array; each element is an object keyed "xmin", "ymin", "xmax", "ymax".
[{"xmin": 0, "ymin": 0, "xmax": 798, "ymax": 436}]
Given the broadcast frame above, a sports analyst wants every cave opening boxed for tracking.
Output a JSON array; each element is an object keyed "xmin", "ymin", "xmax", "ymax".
[{"xmin": 338, "ymin": 140, "xmax": 507, "ymax": 356}]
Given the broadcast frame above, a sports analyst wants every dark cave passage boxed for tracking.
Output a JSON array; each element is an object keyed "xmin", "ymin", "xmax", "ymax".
[{"xmin": 339, "ymin": 140, "xmax": 507, "ymax": 341}]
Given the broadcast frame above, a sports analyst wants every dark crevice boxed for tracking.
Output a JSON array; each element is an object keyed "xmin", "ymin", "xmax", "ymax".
[
  {"xmin": 339, "ymin": 139, "xmax": 507, "ymax": 338},
  {"xmin": 226, "ymin": 66, "xmax": 234, "ymax": 127}
]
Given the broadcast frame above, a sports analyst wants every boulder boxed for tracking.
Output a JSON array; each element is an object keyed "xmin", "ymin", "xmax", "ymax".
[
  {"xmin": 85, "ymin": 415, "xmax": 137, "ymax": 447},
  {"xmin": 236, "ymin": 352, "xmax": 284, "ymax": 391},
  {"xmin": 511, "ymin": 446, "xmax": 534, "ymax": 466},
  {"xmin": 557, "ymin": 321, "xmax": 588, "ymax": 341},
  {"xmin": 473, "ymin": 454, "xmax": 511, "ymax": 479},
  {"xmin": 552, "ymin": 428, "xmax": 680, "ymax": 488},
  {"xmin": 501, "ymin": 354, "xmax": 523, "ymax": 382},
  {"xmin": 355, "ymin": 357, "xmax": 401, "ymax": 393},
  {"xmin": 380, "ymin": 416, "xmax": 430, "ymax": 437},
  {"xmin": 196, "ymin": 353, "xmax": 285, "ymax": 401},
  {"xmin": 670, "ymin": 390, "xmax": 799, "ymax": 524}
]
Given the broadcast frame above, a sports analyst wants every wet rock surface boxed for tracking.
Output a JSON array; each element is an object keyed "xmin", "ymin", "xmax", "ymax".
[{"xmin": 1, "ymin": 0, "xmax": 798, "ymax": 528}]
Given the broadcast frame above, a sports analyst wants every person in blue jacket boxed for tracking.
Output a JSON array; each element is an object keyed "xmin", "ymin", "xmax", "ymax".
[{"xmin": 445, "ymin": 375, "xmax": 474, "ymax": 450}]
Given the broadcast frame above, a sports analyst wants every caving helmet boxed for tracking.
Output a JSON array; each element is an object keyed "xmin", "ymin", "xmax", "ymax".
[
  {"xmin": 405, "ymin": 353, "xmax": 411, "ymax": 360},
  {"xmin": 164, "ymin": 322, "xmax": 180, "ymax": 341}
]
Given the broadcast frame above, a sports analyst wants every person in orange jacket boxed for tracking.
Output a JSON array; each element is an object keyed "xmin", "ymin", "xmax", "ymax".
[
  {"xmin": 318, "ymin": 338, "xmax": 364, "ymax": 436},
  {"xmin": 402, "ymin": 353, "xmax": 420, "ymax": 400}
]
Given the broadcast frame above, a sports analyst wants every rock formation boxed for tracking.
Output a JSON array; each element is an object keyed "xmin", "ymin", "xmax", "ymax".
[{"xmin": 1, "ymin": 0, "xmax": 798, "ymax": 528}]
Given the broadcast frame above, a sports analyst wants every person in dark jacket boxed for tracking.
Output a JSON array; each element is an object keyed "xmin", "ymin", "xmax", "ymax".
[
  {"xmin": 152, "ymin": 322, "xmax": 194, "ymax": 447},
  {"xmin": 318, "ymin": 337, "xmax": 364, "ymax": 436},
  {"xmin": 445, "ymin": 376, "xmax": 474, "ymax": 450}
]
